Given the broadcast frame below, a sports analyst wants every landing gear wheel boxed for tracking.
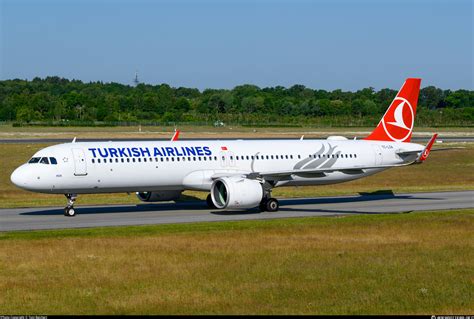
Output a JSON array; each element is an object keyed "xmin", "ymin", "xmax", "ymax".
[
  {"xmin": 265, "ymin": 198, "xmax": 279, "ymax": 212},
  {"xmin": 64, "ymin": 206, "xmax": 75, "ymax": 217},
  {"xmin": 259, "ymin": 199, "xmax": 268, "ymax": 212},
  {"xmin": 206, "ymin": 194, "xmax": 216, "ymax": 209},
  {"xmin": 64, "ymin": 193, "xmax": 78, "ymax": 217}
]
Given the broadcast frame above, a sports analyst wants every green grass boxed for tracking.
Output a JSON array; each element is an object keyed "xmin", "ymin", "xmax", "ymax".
[{"xmin": 0, "ymin": 210, "xmax": 473, "ymax": 314}]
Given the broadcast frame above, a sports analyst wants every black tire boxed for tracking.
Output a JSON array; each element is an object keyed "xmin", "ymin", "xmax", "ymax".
[
  {"xmin": 65, "ymin": 207, "xmax": 76, "ymax": 217},
  {"xmin": 265, "ymin": 198, "xmax": 279, "ymax": 212},
  {"xmin": 206, "ymin": 194, "xmax": 216, "ymax": 209},
  {"xmin": 259, "ymin": 199, "xmax": 267, "ymax": 212}
]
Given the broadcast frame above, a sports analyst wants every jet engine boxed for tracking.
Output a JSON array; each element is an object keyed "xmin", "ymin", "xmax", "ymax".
[
  {"xmin": 136, "ymin": 191, "xmax": 182, "ymax": 202},
  {"xmin": 211, "ymin": 176, "xmax": 263, "ymax": 209}
]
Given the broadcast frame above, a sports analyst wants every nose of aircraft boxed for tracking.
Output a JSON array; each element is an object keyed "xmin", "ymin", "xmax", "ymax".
[{"xmin": 10, "ymin": 165, "xmax": 28, "ymax": 188}]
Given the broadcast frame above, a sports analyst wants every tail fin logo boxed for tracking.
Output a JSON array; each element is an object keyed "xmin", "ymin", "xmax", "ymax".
[{"xmin": 381, "ymin": 97, "xmax": 414, "ymax": 142}]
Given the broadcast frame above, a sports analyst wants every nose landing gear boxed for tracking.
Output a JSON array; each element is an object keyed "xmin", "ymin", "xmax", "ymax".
[{"xmin": 64, "ymin": 193, "xmax": 77, "ymax": 217}]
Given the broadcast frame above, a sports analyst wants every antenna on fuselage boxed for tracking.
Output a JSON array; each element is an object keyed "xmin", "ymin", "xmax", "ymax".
[
  {"xmin": 300, "ymin": 135, "xmax": 304, "ymax": 140},
  {"xmin": 72, "ymin": 137, "xmax": 76, "ymax": 143}
]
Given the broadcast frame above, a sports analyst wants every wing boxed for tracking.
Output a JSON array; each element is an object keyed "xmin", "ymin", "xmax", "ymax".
[
  {"xmin": 210, "ymin": 162, "xmax": 414, "ymax": 182},
  {"xmin": 246, "ymin": 162, "xmax": 414, "ymax": 180}
]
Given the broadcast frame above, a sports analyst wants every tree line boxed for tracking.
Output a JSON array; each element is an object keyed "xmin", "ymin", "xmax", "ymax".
[{"xmin": 0, "ymin": 76, "xmax": 472, "ymax": 126}]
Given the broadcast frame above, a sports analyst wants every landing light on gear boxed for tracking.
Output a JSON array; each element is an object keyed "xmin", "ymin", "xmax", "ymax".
[{"xmin": 64, "ymin": 193, "xmax": 77, "ymax": 217}]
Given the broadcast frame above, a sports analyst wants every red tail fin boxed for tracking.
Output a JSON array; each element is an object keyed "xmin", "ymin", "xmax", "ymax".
[{"xmin": 365, "ymin": 78, "xmax": 421, "ymax": 143}]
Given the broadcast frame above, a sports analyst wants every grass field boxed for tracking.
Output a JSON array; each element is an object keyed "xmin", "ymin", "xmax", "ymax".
[
  {"xmin": 1, "ymin": 142, "xmax": 473, "ymax": 208},
  {"xmin": 0, "ymin": 210, "xmax": 472, "ymax": 314}
]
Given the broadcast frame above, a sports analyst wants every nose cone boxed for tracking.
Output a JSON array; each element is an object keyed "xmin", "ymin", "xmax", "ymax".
[{"xmin": 11, "ymin": 165, "xmax": 29, "ymax": 189}]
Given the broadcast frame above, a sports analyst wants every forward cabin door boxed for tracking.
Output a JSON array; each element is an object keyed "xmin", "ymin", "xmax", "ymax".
[{"xmin": 72, "ymin": 148, "xmax": 88, "ymax": 176}]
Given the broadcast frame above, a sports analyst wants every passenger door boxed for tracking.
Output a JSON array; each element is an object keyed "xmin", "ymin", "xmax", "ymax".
[{"xmin": 72, "ymin": 148, "xmax": 88, "ymax": 176}]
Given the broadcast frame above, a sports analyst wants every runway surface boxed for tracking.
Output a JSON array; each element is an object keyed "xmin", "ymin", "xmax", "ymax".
[{"xmin": 1, "ymin": 191, "xmax": 472, "ymax": 231}]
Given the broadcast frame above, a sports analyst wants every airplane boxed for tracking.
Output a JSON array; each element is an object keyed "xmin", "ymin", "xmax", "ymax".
[{"xmin": 11, "ymin": 78, "xmax": 439, "ymax": 217}]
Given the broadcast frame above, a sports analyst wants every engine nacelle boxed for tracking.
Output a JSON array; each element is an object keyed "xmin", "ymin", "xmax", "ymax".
[
  {"xmin": 211, "ymin": 177, "xmax": 263, "ymax": 209},
  {"xmin": 136, "ymin": 191, "xmax": 182, "ymax": 202}
]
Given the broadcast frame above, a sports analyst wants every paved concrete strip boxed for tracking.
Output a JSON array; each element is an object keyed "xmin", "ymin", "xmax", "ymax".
[{"xmin": 0, "ymin": 191, "xmax": 473, "ymax": 231}]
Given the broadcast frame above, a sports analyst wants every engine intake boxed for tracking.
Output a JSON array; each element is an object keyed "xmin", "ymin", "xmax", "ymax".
[
  {"xmin": 211, "ymin": 177, "xmax": 263, "ymax": 209},
  {"xmin": 136, "ymin": 190, "xmax": 182, "ymax": 202}
]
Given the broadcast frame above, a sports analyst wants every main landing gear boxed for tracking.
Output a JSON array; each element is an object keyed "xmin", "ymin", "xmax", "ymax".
[
  {"xmin": 259, "ymin": 197, "xmax": 279, "ymax": 212},
  {"xmin": 259, "ymin": 186, "xmax": 279, "ymax": 212},
  {"xmin": 205, "ymin": 192, "xmax": 279, "ymax": 212},
  {"xmin": 64, "ymin": 193, "xmax": 77, "ymax": 217}
]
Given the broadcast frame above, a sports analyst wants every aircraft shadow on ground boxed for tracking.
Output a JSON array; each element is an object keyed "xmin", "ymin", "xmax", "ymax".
[
  {"xmin": 21, "ymin": 201, "xmax": 209, "ymax": 216},
  {"xmin": 278, "ymin": 207, "xmax": 414, "ymax": 215},
  {"xmin": 20, "ymin": 191, "xmax": 439, "ymax": 216}
]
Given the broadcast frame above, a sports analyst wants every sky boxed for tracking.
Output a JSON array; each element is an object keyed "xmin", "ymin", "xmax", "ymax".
[{"xmin": 1, "ymin": 0, "xmax": 472, "ymax": 91}]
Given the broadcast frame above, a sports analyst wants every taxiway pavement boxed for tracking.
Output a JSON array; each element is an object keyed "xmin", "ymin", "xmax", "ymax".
[{"xmin": 1, "ymin": 191, "xmax": 472, "ymax": 231}]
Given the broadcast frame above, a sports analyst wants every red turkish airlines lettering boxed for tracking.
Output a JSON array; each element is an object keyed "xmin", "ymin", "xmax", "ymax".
[{"xmin": 365, "ymin": 78, "xmax": 421, "ymax": 143}]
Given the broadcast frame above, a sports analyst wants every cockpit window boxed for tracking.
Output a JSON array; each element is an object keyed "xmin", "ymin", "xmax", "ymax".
[
  {"xmin": 28, "ymin": 157, "xmax": 41, "ymax": 164},
  {"xmin": 28, "ymin": 157, "xmax": 57, "ymax": 164}
]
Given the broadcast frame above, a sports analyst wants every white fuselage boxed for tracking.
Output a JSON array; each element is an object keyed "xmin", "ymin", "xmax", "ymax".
[{"xmin": 10, "ymin": 138, "xmax": 423, "ymax": 194}]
